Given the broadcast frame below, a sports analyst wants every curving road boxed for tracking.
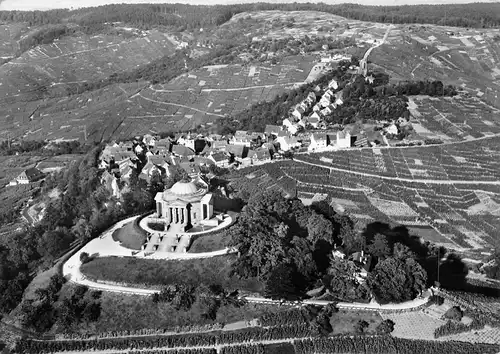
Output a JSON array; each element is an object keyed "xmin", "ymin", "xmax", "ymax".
[
  {"xmin": 362, "ymin": 25, "xmax": 393, "ymax": 63},
  {"xmin": 62, "ymin": 216, "xmax": 431, "ymax": 310}
]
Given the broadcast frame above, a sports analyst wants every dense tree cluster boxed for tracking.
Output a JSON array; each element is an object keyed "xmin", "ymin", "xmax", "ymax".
[
  {"xmin": 0, "ymin": 145, "xmax": 158, "ymax": 319},
  {"xmin": 226, "ymin": 190, "xmax": 347, "ymax": 298},
  {"xmin": 0, "ymin": 139, "xmax": 85, "ymax": 156},
  {"xmin": 223, "ymin": 183, "xmax": 475, "ymax": 303},
  {"xmin": 18, "ymin": 276, "xmax": 101, "ymax": 332},
  {"xmin": 17, "ymin": 25, "xmax": 76, "ymax": 55}
]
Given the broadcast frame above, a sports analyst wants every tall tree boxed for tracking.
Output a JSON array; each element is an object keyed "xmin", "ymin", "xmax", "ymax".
[
  {"xmin": 367, "ymin": 233, "xmax": 391, "ymax": 259},
  {"xmin": 367, "ymin": 256, "xmax": 427, "ymax": 303}
]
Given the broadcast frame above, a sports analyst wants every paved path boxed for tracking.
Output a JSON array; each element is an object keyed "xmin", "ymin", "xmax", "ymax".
[
  {"xmin": 362, "ymin": 25, "xmax": 393, "ymax": 63},
  {"xmin": 63, "ymin": 223, "xmax": 431, "ymax": 309},
  {"xmin": 293, "ymin": 157, "xmax": 500, "ymax": 186}
]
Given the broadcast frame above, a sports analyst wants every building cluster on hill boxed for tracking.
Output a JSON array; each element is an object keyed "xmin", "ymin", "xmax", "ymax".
[
  {"xmin": 279, "ymin": 71, "xmax": 412, "ymax": 152},
  {"xmin": 98, "ymin": 132, "xmax": 282, "ymax": 194}
]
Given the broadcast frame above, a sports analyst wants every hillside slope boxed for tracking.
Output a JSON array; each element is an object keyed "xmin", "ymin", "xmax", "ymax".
[{"xmin": 0, "ymin": 5, "xmax": 499, "ymax": 142}]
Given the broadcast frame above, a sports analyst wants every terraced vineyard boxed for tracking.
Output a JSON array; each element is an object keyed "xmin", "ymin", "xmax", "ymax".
[{"xmin": 250, "ymin": 152, "xmax": 500, "ymax": 250}]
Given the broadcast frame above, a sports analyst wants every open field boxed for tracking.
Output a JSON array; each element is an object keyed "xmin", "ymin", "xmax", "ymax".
[{"xmin": 80, "ymin": 255, "xmax": 264, "ymax": 294}]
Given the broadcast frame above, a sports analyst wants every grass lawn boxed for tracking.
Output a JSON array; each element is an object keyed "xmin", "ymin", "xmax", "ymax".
[
  {"xmin": 330, "ymin": 310, "xmax": 383, "ymax": 335},
  {"xmin": 53, "ymin": 283, "xmax": 284, "ymax": 335},
  {"xmin": 111, "ymin": 219, "xmax": 147, "ymax": 250},
  {"xmin": 188, "ymin": 231, "xmax": 229, "ymax": 253},
  {"xmin": 80, "ymin": 255, "xmax": 263, "ymax": 294}
]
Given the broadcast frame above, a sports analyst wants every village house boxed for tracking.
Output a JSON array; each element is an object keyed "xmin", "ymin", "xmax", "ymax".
[
  {"xmin": 309, "ymin": 133, "xmax": 328, "ymax": 150},
  {"xmin": 172, "ymin": 144, "xmax": 196, "ymax": 158},
  {"xmin": 308, "ymin": 112, "xmax": 322, "ymax": 128},
  {"xmin": 151, "ymin": 139, "xmax": 171, "ymax": 156},
  {"xmin": 226, "ymin": 144, "xmax": 246, "ymax": 162},
  {"xmin": 193, "ymin": 156, "xmax": 215, "ymax": 168},
  {"xmin": 119, "ymin": 164, "xmax": 134, "ymax": 184},
  {"xmin": 100, "ymin": 144, "xmax": 121, "ymax": 164},
  {"xmin": 211, "ymin": 140, "xmax": 229, "ymax": 151},
  {"xmin": 305, "ymin": 92, "xmax": 317, "ymax": 105},
  {"xmin": 276, "ymin": 136, "xmax": 301, "ymax": 152},
  {"xmin": 336, "ymin": 130, "xmax": 351, "ymax": 148},
  {"xmin": 178, "ymin": 162, "xmax": 204, "ymax": 178},
  {"xmin": 313, "ymin": 104, "xmax": 321, "ymax": 112},
  {"xmin": 8, "ymin": 167, "xmax": 45, "ymax": 186},
  {"xmin": 134, "ymin": 144, "xmax": 145, "ymax": 155},
  {"xmin": 209, "ymin": 151, "xmax": 230, "ymax": 167},
  {"xmin": 385, "ymin": 123, "xmax": 399, "ymax": 136},
  {"xmin": 231, "ymin": 134, "xmax": 253, "ymax": 147},
  {"xmin": 100, "ymin": 170, "xmax": 121, "ymax": 198},
  {"xmin": 334, "ymin": 91, "xmax": 345, "ymax": 106},
  {"xmin": 248, "ymin": 148, "xmax": 272, "ymax": 164},
  {"xmin": 297, "ymin": 118, "xmax": 308, "ymax": 129},
  {"xmin": 264, "ymin": 124, "xmax": 282, "ymax": 138},
  {"xmin": 328, "ymin": 79, "xmax": 339, "ymax": 90},
  {"xmin": 142, "ymin": 134, "xmax": 156, "ymax": 148},
  {"xmin": 181, "ymin": 136, "xmax": 207, "ymax": 153},
  {"xmin": 291, "ymin": 105, "xmax": 306, "ymax": 120},
  {"xmin": 282, "ymin": 118, "xmax": 300, "ymax": 135},
  {"xmin": 119, "ymin": 141, "xmax": 133, "ymax": 151},
  {"xmin": 149, "ymin": 155, "xmax": 170, "ymax": 171},
  {"xmin": 320, "ymin": 106, "xmax": 333, "ymax": 117},
  {"xmin": 104, "ymin": 150, "xmax": 137, "ymax": 171}
]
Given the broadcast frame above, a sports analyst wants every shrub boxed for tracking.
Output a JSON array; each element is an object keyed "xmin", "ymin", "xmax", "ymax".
[
  {"xmin": 80, "ymin": 252, "xmax": 90, "ymax": 264},
  {"xmin": 443, "ymin": 306, "xmax": 463, "ymax": 321},
  {"xmin": 354, "ymin": 320, "xmax": 369, "ymax": 334},
  {"xmin": 376, "ymin": 319, "xmax": 395, "ymax": 334}
]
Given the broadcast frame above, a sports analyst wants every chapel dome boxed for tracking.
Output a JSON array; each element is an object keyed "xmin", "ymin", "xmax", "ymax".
[{"xmin": 170, "ymin": 181, "xmax": 201, "ymax": 196}]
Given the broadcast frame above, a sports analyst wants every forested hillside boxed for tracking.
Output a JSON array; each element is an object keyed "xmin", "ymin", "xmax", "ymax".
[{"xmin": 0, "ymin": 3, "xmax": 499, "ymax": 30}]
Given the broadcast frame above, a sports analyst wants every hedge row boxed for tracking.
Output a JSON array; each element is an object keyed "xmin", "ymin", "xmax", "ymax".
[
  {"xmin": 128, "ymin": 349, "xmax": 217, "ymax": 354},
  {"xmin": 294, "ymin": 336, "xmax": 500, "ymax": 354},
  {"xmin": 56, "ymin": 323, "xmax": 225, "ymax": 340},
  {"xmin": 259, "ymin": 308, "xmax": 309, "ymax": 327},
  {"xmin": 16, "ymin": 325, "xmax": 314, "ymax": 353},
  {"xmin": 220, "ymin": 342, "xmax": 295, "ymax": 354}
]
